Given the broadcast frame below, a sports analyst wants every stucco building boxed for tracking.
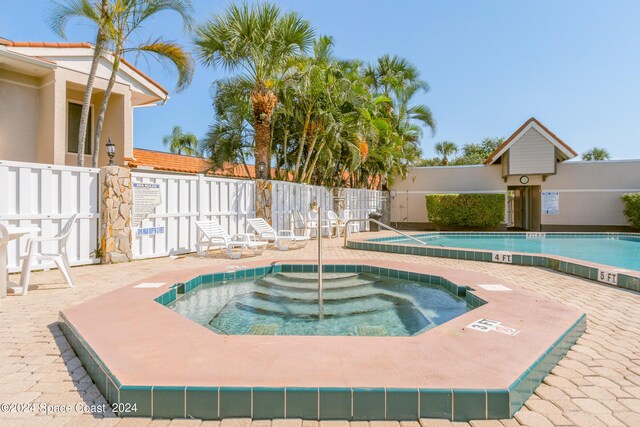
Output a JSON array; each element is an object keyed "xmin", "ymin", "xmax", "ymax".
[
  {"xmin": 0, "ymin": 37, "xmax": 167, "ymax": 167},
  {"xmin": 391, "ymin": 118, "xmax": 640, "ymax": 231}
]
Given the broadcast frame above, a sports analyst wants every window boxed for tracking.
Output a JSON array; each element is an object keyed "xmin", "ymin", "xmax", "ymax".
[{"xmin": 67, "ymin": 102, "xmax": 92, "ymax": 154}]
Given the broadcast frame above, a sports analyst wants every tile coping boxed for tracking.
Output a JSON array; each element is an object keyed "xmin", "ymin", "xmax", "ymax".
[
  {"xmin": 348, "ymin": 232, "xmax": 640, "ymax": 293},
  {"xmin": 58, "ymin": 259, "xmax": 585, "ymax": 421}
]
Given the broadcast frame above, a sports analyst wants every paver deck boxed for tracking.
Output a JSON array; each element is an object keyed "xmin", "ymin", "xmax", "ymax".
[{"xmin": 1, "ymin": 232, "xmax": 639, "ymax": 426}]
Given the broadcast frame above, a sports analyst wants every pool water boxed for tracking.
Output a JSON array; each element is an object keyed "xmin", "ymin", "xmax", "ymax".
[
  {"xmin": 168, "ymin": 272, "xmax": 471, "ymax": 336},
  {"xmin": 389, "ymin": 234, "xmax": 640, "ymax": 271}
]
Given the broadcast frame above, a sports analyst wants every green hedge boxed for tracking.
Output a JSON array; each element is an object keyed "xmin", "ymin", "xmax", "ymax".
[
  {"xmin": 426, "ymin": 193, "xmax": 505, "ymax": 229},
  {"xmin": 621, "ymin": 193, "xmax": 640, "ymax": 229}
]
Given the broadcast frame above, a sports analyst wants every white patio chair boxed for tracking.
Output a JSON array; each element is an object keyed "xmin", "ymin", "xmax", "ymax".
[
  {"xmin": 19, "ymin": 214, "xmax": 78, "ymax": 295},
  {"xmin": 306, "ymin": 211, "xmax": 331, "ymax": 238},
  {"xmin": 340, "ymin": 209, "xmax": 360, "ymax": 234},
  {"xmin": 195, "ymin": 220, "xmax": 267, "ymax": 259},
  {"xmin": 290, "ymin": 211, "xmax": 309, "ymax": 237},
  {"xmin": 326, "ymin": 210, "xmax": 345, "ymax": 238},
  {"xmin": 247, "ymin": 218, "xmax": 309, "ymax": 251}
]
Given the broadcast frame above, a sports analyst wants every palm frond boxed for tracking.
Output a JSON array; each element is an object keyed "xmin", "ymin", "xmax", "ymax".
[{"xmin": 131, "ymin": 38, "xmax": 194, "ymax": 91}]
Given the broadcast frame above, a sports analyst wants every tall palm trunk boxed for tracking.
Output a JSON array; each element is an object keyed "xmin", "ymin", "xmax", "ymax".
[
  {"xmin": 299, "ymin": 132, "xmax": 320, "ymax": 182},
  {"xmin": 293, "ymin": 109, "xmax": 311, "ymax": 180},
  {"xmin": 92, "ymin": 50, "xmax": 121, "ymax": 167},
  {"xmin": 303, "ymin": 138, "xmax": 327, "ymax": 184},
  {"xmin": 250, "ymin": 85, "xmax": 277, "ymax": 179},
  {"xmin": 78, "ymin": 0, "xmax": 109, "ymax": 167},
  {"xmin": 280, "ymin": 127, "xmax": 289, "ymax": 180}
]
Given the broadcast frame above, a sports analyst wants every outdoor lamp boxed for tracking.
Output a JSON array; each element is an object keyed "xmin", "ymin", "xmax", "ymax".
[
  {"xmin": 106, "ymin": 137, "xmax": 116, "ymax": 166},
  {"xmin": 258, "ymin": 161, "xmax": 267, "ymax": 179}
]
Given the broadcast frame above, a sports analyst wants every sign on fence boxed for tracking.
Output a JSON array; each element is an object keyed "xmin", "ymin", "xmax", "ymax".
[{"xmin": 132, "ymin": 183, "xmax": 162, "ymax": 227}]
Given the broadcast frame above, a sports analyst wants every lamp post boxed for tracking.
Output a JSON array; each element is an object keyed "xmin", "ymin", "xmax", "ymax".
[
  {"xmin": 105, "ymin": 137, "xmax": 116, "ymax": 166},
  {"xmin": 258, "ymin": 161, "xmax": 267, "ymax": 180}
]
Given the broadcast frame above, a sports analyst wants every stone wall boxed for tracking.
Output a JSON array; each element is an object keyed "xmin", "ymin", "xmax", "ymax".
[{"xmin": 101, "ymin": 166, "xmax": 132, "ymax": 263}]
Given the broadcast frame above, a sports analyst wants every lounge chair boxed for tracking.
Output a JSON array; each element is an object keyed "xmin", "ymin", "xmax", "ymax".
[
  {"xmin": 247, "ymin": 218, "xmax": 309, "ymax": 251},
  {"xmin": 195, "ymin": 220, "xmax": 267, "ymax": 259},
  {"xmin": 19, "ymin": 214, "xmax": 77, "ymax": 295}
]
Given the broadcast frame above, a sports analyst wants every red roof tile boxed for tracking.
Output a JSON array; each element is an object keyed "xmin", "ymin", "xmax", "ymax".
[{"xmin": 127, "ymin": 148, "xmax": 263, "ymax": 179}]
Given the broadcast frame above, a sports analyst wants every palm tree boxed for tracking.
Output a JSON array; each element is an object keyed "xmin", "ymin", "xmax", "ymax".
[
  {"xmin": 582, "ymin": 147, "xmax": 610, "ymax": 161},
  {"xmin": 201, "ymin": 78, "xmax": 255, "ymax": 178},
  {"xmin": 50, "ymin": 0, "xmax": 111, "ymax": 167},
  {"xmin": 90, "ymin": 0, "xmax": 195, "ymax": 167},
  {"xmin": 194, "ymin": 2, "xmax": 314, "ymax": 178},
  {"xmin": 363, "ymin": 55, "xmax": 435, "ymax": 186},
  {"xmin": 434, "ymin": 141, "xmax": 458, "ymax": 165},
  {"xmin": 163, "ymin": 126, "xmax": 199, "ymax": 156}
]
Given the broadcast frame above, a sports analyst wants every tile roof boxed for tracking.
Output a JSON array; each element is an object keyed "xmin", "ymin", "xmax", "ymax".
[
  {"xmin": 0, "ymin": 37, "xmax": 168, "ymax": 95},
  {"xmin": 127, "ymin": 148, "xmax": 266, "ymax": 179}
]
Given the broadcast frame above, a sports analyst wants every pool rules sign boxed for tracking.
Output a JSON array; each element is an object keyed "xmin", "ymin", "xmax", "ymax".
[
  {"xmin": 132, "ymin": 183, "xmax": 162, "ymax": 227},
  {"xmin": 542, "ymin": 191, "xmax": 560, "ymax": 215}
]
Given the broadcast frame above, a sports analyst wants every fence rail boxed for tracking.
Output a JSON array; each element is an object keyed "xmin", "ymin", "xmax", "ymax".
[
  {"xmin": 0, "ymin": 160, "xmax": 100, "ymax": 272},
  {"xmin": 131, "ymin": 171, "xmax": 255, "ymax": 259},
  {"xmin": 1, "ymin": 160, "xmax": 383, "ymax": 268}
]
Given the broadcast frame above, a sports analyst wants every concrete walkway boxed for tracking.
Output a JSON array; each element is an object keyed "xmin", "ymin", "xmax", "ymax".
[{"xmin": 1, "ymin": 235, "xmax": 639, "ymax": 426}]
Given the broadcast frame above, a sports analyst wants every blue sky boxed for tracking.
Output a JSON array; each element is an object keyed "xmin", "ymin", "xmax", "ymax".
[{"xmin": 2, "ymin": 0, "xmax": 639, "ymax": 159}]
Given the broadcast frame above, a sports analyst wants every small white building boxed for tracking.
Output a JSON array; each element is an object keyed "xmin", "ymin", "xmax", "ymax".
[{"xmin": 391, "ymin": 118, "xmax": 640, "ymax": 231}]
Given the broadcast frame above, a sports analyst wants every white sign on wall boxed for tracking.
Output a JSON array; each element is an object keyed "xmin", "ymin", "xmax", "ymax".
[
  {"xmin": 542, "ymin": 191, "xmax": 559, "ymax": 215},
  {"xmin": 133, "ymin": 183, "xmax": 162, "ymax": 227}
]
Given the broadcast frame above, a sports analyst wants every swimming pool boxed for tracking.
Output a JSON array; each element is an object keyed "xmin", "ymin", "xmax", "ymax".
[
  {"xmin": 168, "ymin": 271, "xmax": 473, "ymax": 336},
  {"xmin": 385, "ymin": 233, "xmax": 640, "ymax": 271}
]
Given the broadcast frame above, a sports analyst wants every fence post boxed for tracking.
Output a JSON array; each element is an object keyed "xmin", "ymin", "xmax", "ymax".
[
  {"xmin": 101, "ymin": 166, "xmax": 133, "ymax": 264},
  {"xmin": 381, "ymin": 190, "xmax": 391, "ymax": 226},
  {"xmin": 333, "ymin": 187, "xmax": 345, "ymax": 213},
  {"xmin": 255, "ymin": 179, "xmax": 273, "ymax": 224},
  {"xmin": 197, "ymin": 174, "xmax": 206, "ymax": 222}
]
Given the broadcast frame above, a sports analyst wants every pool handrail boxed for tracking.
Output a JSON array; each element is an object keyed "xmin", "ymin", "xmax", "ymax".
[{"xmin": 342, "ymin": 218, "xmax": 429, "ymax": 247}]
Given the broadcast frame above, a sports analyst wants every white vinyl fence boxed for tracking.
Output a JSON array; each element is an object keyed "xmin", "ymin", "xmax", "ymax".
[
  {"xmin": 131, "ymin": 171, "xmax": 255, "ymax": 259},
  {"xmin": 0, "ymin": 160, "xmax": 100, "ymax": 272},
  {"xmin": 270, "ymin": 181, "xmax": 384, "ymax": 232},
  {"xmin": 344, "ymin": 188, "xmax": 384, "ymax": 231},
  {"xmin": 270, "ymin": 181, "xmax": 333, "ymax": 232}
]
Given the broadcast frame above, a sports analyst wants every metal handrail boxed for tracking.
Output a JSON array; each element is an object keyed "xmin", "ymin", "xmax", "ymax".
[
  {"xmin": 342, "ymin": 218, "xmax": 429, "ymax": 247},
  {"xmin": 317, "ymin": 207, "xmax": 324, "ymax": 320}
]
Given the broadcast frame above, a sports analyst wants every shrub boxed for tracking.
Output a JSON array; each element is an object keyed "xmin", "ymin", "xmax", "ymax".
[
  {"xmin": 425, "ymin": 193, "xmax": 505, "ymax": 229},
  {"xmin": 621, "ymin": 193, "xmax": 640, "ymax": 229}
]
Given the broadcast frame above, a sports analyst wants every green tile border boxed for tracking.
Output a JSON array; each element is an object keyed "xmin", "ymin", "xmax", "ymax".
[
  {"xmin": 350, "ymin": 235, "xmax": 640, "ymax": 293},
  {"xmin": 57, "ymin": 265, "xmax": 586, "ymax": 421},
  {"xmin": 153, "ymin": 264, "xmax": 485, "ymax": 310}
]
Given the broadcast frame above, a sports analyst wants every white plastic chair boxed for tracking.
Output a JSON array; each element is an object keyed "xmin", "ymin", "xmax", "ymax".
[
  {"xmin": 326, "ymin": 210, "xmax": 345, "ymax": 238},
  {"xmin": 19, "ymin": 214, "xmax": 78, "ymax": 295},
  {"xmin": 290, "ymin": 211, "xmax": 309, "ymax": 237},
  {"xmin": 306, "ymin": 211, "xmax": 331, "ymax": 238},
  {"xmin": 195, "ymin": 220, "xmax": 267, "ymax": 259},
  {"xmin": 247, "ymin": 218, "xmax": 309, "ymax": 251},
  {"xmin": 340, "ymin": 209, "xmax": 360, "ymax": 234}
]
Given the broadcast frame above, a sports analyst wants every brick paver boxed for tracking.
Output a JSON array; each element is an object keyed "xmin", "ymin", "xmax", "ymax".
[{"xmin": 0, "ymin": 234, "xmax": 639, "ymax": 426}]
